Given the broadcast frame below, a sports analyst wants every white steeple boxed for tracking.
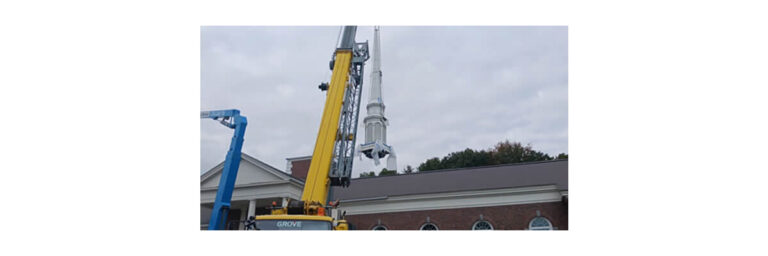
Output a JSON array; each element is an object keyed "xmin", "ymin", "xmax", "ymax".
[
  {"xmin": 365, "ymin": 26, "xmax": 387, "ymax": 144},
  {"xmin": 359, "ymin": 26, "xmax": 396, "ymax": 171},
  {"xmin": 369, "ymin": 26, "xmax": 383, "ymax": 104}
]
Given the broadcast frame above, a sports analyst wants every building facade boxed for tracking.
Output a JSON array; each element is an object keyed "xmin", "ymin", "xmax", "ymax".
[
  {"xmin": 301, "ymin": 158, "xmax": 568, "ymax": 230},
  {"xmin": 331, "ymin": 160, "xmax": 568, "ymax": 230},
  {"xmin": 203, "ymin": 155, "xmax": 568, "ymax": 230},
  {"xmin": 200, "ymin": 153, "xmax": 304, "ymax": 230}
]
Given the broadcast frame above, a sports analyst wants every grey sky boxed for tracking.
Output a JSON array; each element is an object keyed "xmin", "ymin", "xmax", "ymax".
[{"xmin": 201, "ymin": 26, "xmax": 568, "ymax": 178}]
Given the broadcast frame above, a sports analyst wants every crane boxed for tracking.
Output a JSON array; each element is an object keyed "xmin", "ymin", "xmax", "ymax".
[
  {"xmin": 252, "ymin": 26, "xmax": 369, "ymax": 230},
  {"xmin": 201, "ymin": 109, "xmax": 247, "ymax": 230}
]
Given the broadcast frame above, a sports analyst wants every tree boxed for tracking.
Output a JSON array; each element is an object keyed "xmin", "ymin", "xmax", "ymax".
[
  {"xmin": 359, "ymin": 171, "xmax": 376, "ymax": 178},
  {"xmin": 418, "ymin": 157, "xmax": 442, "ymax": 172},
  {"xmin": 415, "ymin": 140, "xmax": 565, "ymax": 172},
  {"xmin": 378, "ymin": 168, "xmax": 397, "ymax": 176},
  {"xmin": 491, "ymin": 140, "xmax": 552, "ymax": 164},
  {"xmin": 403, "ymin": 165, "xmax": 415, "ymax": 174},
  {"xmin": 439, "ymin": 148, "xmax": 493, "ymax": 169}
]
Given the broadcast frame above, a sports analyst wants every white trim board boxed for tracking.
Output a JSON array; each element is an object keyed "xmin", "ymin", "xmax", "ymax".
[{"xmin": 339, "ymin": 185, "xmax": 566, "ymax": 215}]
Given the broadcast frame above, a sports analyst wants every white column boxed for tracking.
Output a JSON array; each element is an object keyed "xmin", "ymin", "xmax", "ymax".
[
  {"xmin": 247, "ymin": 199, "xmax": 257, "ymax": 218},
  {"xmin": 282, "ymin": 197, "xmax": 289, "ymax": 207}
]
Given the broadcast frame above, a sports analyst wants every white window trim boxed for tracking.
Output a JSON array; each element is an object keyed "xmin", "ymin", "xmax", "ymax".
[
  {"xmin": 372, "ymin": 225, "xmax": 387, "ymax": 230},
  {"xmin": 472, "ymin": 220, "xmax": 494, "ymax": 230},
  {"xmin": 420, "ymin": 223, "xmax": 439, "ymax": 230},
  {"xmin": 528, "ymin": 216, "xmax": 553, "ymax": 230}
]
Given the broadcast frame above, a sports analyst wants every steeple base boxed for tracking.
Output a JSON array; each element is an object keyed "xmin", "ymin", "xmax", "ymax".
[
  {"xmin": 358, "ymin": 142, "xmax": 396, "ymax": 171},
  {"xmin": 359, "ymin": 142, "xmax": 391, "ymax": 159}
]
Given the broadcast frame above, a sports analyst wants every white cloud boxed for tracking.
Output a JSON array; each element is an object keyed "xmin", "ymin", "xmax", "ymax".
[{"xmin": 201, "ymin": 26, "xmax": 568, "ymax": 177}]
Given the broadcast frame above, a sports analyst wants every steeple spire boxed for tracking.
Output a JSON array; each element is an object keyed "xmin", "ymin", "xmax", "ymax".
[
  {"xmin": 359, "ymin": 26, "xmax": 396, "ymax": 171},
  {"xmin": 369, "ymin": 26, "xmax": 382, "ymax": 103}
]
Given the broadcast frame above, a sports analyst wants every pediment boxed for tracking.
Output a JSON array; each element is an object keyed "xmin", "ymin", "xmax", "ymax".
[{"xmin": 201, "ymin": 153, "xmax": 296, "ymax": 189}]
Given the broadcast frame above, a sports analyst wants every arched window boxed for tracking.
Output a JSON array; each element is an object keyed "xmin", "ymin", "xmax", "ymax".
[
  {"xmin": 372, "ymin": 225, "xmax": 387, "ymax": 231},
  {"xmin": 420, "ymin": 223, "xmax": 439, "ymax": 230},
  {"xmin": 529, "ymin": 217, "xmax": 553, "ymax": 230},
  {"xmin": 472, "ymin": 220, "xmax": 493, "ymax": 230}
]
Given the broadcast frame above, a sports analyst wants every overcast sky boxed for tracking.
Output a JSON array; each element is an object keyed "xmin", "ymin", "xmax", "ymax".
[{"xmin": 201, "ymin": 26, "xmax": 567, "ymax": 177}]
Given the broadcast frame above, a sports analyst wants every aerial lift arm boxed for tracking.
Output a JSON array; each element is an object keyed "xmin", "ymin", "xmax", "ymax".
[{"xmin": 201, "ymin": 109, "xmax": 247, "ymax": 230}]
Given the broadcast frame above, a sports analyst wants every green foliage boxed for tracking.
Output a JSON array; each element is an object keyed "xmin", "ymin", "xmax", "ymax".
[
  {"xmin": 491, "ymin": 140, "xmax": 553, "ymax": 164},
  {"xmin": 358, "ymin": 171, "xmax": 376, "ymax": 178},
  {"xmin": 417, "ymin": 157, "xmax": 442, "ymax": 172},
  {"xmin": 378, "ymin": 168, "xmax": 397, "ymax": 176},
  {"xmin": 417, "ymin": 140, "xmax": 564, "ymax": 172},
  {"xmin": 403, "ymin": 165, "xmax": 415, "ymax": 174}
]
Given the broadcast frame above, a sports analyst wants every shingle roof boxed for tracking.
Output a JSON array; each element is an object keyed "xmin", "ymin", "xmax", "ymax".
[{"xmin": 331, "ymin": 159, "xmax": 568, "ymax": 201}]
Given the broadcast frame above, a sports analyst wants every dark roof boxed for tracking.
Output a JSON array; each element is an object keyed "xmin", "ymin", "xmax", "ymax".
[{"xmin": 331, "ymin": 159, "xmax": 568, "ymax": 201}]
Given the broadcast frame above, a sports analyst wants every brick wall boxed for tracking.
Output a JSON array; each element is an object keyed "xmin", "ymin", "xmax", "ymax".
[
  {"xmin": 289, "ymin": 158, "xmax": 311, "ymax": 181},
  {"xmin": 343, "ymin": 201, "xmax": 567, "ymax": 230}
]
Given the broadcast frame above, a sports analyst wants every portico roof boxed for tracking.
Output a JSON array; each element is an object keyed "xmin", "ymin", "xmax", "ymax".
[{"xmin": 200, "ymin": 153, "xmax": 304, "ymax": 186}]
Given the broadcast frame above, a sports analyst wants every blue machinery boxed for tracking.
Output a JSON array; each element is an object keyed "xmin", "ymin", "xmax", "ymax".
[{"xmin": 201, "ymin": 109, "xmax": 247, "ymax": 230}]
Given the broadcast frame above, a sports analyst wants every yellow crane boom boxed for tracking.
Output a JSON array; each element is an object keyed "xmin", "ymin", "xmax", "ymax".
[
  {"xmin": 252, "ymin": 26, "xmax": 369, "ymax": 230},
  {"xmin": 302, "ymin": 50, "xmax": 352, "ymax": 204}
]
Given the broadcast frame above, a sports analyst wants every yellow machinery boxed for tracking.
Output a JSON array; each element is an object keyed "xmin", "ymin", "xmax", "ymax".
[{"xmin": 253, "ymin": 26, "xmax": 369, "ymax": 230}]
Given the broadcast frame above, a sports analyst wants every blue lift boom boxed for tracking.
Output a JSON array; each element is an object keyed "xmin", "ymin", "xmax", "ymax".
[{"xmin": 201, "ymin": 109, "xmax": 247, "ymax": 230}]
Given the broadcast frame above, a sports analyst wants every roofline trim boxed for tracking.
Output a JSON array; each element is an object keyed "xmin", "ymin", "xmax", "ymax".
[
  {"xmin": 388, "ymin": 185, "xmax": 560, "ymax": 201},
  {"xmin": 339, "ymin": 187, "xmax": 566, "ymax": 215},
  {"xmin": 286, "ymin": 155, "xmax": 312, "ymax": 161},
  {"xmin": 351, "ymin": 159, "xmax": 568, "ymax": 180},
  {"xmin": 200, "ymin": 152, "xmax": 305, "ymax": 185},
  {"xmin": 339, "ymin": 196, "xmax": 388, "ymax": 203},
  {"xmin": 201, "ymin": 180, "xmax": 303, "ymax": 192},
  {"xmin": 337, "ymin": 185, "xmax": 560, "ymax": 202}
]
